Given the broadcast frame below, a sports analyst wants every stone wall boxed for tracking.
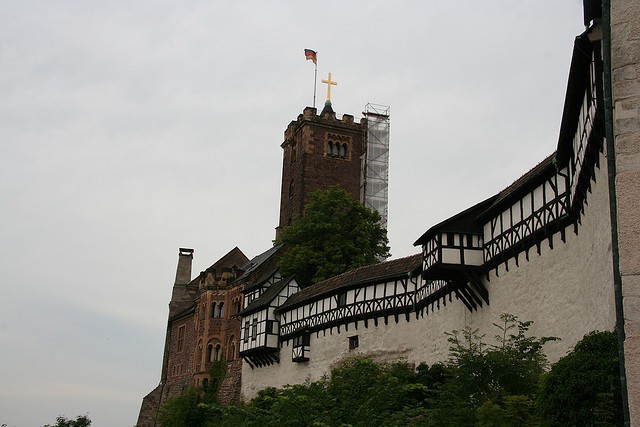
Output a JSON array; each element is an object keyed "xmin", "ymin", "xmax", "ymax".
[
  {"xmin": 242, "ymin": 154, "xmax": 616, "ymax": 399},
  {"xmin": 611, "ymin": 0, "xmax": 640, "ymax": 424}
]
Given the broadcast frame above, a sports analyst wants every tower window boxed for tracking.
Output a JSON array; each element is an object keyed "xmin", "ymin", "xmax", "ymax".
[
  {"xmin": 218, "ymin": 302, "xmax": 224, "ymax": 318},
  {"xmin": 289, "ymin": 179, "xmax": 294, "ymax": 198},
  {"xmin": 331, "ymin": 142, "xmax": 339, "ymax": 156},
  {"xmin": 211, "ymin": 302, "xmax": 217, "ymax": 318},
  {"xmin": 339, "ymin": 143, "xmax": 347, "ymax": 158}
]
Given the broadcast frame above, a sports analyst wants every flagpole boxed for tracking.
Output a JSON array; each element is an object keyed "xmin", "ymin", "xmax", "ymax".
[{"xmin": 313, "ymin": 61, "xmax": 317, "ymax": 109}]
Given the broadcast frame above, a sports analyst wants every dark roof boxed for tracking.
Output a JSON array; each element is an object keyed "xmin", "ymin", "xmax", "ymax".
[
  {"xmin": 556, "ymin": 31, "xmax": 594, "ymax": 164},
  {"xmin": 241, "ymin": 276, "xmax": 296, "ymax": 316},
  {"xmin": 230, "ymin": 245, "xmax": 282, "ymax": 285},
  {"xmin": 477, "ymin": 152, "xmax": 558, "ymax": 220},
  {"xmin": 278, "ymin": 254, "xmax": 422, "ymax": 311},
  {"xmin": 414, "ymin": 195, "xmax": 497, "ymax": 246},
  {"xmin": 414, "ymin": 152, "xmax": 559, "ymax": 248},
  {"xmin": 243, "ymin": 267, "xmax": 280, "ymax": 292}
]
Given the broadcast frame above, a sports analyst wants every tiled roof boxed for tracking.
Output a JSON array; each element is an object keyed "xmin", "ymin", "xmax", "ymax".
[{"xmin": 278, "ymin": 254, "xmax": 422, "ymax": 311}]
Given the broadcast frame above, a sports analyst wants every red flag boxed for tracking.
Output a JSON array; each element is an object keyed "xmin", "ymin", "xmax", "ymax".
[{"xmin": 304, "ymin": 49, "xmax": 317, "ymax": 64}]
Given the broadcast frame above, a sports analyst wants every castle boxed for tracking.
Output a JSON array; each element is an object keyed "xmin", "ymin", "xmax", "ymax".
[{"xmin": 137, "ymin": 1, "xmax": 640, "ymax": 425}]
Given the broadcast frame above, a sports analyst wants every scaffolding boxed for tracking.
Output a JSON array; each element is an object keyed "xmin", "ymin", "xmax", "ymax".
[{"xmin": 362, "ymin": 103, "xmax": 390, "ymax": 232}]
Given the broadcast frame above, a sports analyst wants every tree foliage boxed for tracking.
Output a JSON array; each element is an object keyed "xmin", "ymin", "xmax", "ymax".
[
  {"xmin": 538, "ymin": 330, "xmax": 623, "ymax": 426},
  {"xmin": 42, "ymin": 415, "xmax": 91, "ymax": 427},
  {"xmin": 157, "ymin": 359, "xmax": 228, "ymax": 427},
  {"xmin": 156, "ymin": 317, "xmax": 623, "ymax": 427},
  {"xmin": 274, "ymin": 186, "xmax": 390, "ymax": 285}
]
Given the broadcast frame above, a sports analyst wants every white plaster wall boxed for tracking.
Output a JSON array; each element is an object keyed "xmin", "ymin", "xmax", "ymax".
[{"xmin": 241, "ymin": 157, "xmax": 616, "ymax": 400}]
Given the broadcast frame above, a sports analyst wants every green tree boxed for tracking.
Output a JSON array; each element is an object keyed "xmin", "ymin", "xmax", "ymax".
[
  {"xmin": 275, "ymin": 186, "xmax": 390, "ymax": 285},
  {"xmin": 157, "ymin": 360, "xmax": 228, "ymax": 427},
  {"xmin": 426, "ymin": 314, "xmax": 556, "ymax": 426},
  {"xmin": 538, "ymin": 330, "xmax": 623, "ymax": 427},
  {"xmin": 43, "ymin": 415, "xmax": 91, "ymax": 427}
]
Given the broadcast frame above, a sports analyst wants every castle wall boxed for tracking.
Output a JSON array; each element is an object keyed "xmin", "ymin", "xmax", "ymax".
[
  {"xmin": 611, "ymin": 0, "xmax": 640, "ymax": 423},
  {"xmin": 161, "ymin": 314, "xmax": 197, "ymax": 402},
  {"xmin": 241, "ymin": 154, "xmax": 616, "ymax": 399}
]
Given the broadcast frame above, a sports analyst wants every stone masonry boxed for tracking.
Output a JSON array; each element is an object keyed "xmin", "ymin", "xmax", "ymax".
[{"xmin": 611, "ymin": 0, "xmax": 640, "ymax": 424}]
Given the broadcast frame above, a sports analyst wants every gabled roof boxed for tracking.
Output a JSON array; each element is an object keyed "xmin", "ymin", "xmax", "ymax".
[
  {"xmin": 241, "ymin": 276, "xmax": 296, "ymax": 316},
  {"xmin": 278, "ymin": 254, "xmax": 423, "ymax": 312},
  {"xmin": 204, "ymin": 246, "xmax": 248, "ymax": 273},
  {"xmin": 243, "ymin": 267, "xmax": 280, "ymax": 293},
  {"xmin": 414, "ymin": 196, "xmax": 497, "ymax": 246},
  {"xmin": 230, "ymin": 245, "xmax": 282, "ymax": 285}
]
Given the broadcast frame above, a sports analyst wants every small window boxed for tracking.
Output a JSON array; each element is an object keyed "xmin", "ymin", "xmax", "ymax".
[
  {"xmin": 218, "ymin": 302, "xmax": 224, "ymax": 318},
  {"xmin": 339, "ymin": 143, "xmax": 346, "ymax": 158},
  {"xmin": 251, "ymin": 318, "xmax": 257, "ymax": 341},
  {"xmin": 211, "ymin": 302, "xmax": 217, "ymax": 318},
  {"xmin": 291, "ymin": 143, "xmax": 297, "ymax": 163},
  {"xmin": 331, "ymin": 142, "xmax": 339, "ymax": 157},
  {"xmin": 177, "ymin": 325, "xmax": 185, "ymax": 353},
  {"xmin": 289, "ymin": 179, "xmax": 294, "ymax": 198},
  {"xmin": 327, "ymin": 141, "xmax": 334, "ymax": 156},
  {"xmin": 243, "ymin": 321, "xmax": 250, "ymax": 343},
  {"xmin": 336, "ymin": 292, "xmax": 347, "ymax": 308},
  {"xmin": 349, "ymin": 335, "xmax": 359, "ymax": 350},
  {"xmin": 234, "ymin": 300, "xmax": 241, "ymax": 314},
  {"xmin": 266, "ymin": 320, "xmax": 274, "ymax": 334}
]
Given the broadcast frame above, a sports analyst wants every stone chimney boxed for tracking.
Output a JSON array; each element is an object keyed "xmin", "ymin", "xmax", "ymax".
[
  {"xmin": 169, "ymin": 248, "xmax": 195, "ymax": 318},
  {"xmin": 175, "ymin": 248, "xmax": 194, "ymax": 285}
]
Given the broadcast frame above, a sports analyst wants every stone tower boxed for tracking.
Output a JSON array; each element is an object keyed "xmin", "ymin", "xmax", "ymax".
[{"xmin": 276, "ymin": 101, "xmax": 366, "ymax": 237}]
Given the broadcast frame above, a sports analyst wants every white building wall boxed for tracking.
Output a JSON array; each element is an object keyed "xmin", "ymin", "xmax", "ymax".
[{"xmin": 241, "ymin": 156, "xmax": 616, "ymax": 400}]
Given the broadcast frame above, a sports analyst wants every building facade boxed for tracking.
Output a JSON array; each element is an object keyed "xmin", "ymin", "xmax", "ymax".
[{"xmin": 138, "ymin": 1, "xmax": 640, "ymax": 424}]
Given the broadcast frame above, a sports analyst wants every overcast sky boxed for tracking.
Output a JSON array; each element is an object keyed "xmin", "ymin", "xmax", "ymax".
[{"xmin": 0, "ymin": 1, "xmax": 585, "ymax": 426}]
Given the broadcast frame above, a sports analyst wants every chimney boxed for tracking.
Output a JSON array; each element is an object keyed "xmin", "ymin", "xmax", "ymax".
[{"xmin": 175, "ymin": 248, "xmax": 194, "ymax": 285}]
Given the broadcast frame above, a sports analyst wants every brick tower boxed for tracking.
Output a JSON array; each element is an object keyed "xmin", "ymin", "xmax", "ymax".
[{"xmin": 277, "ymin": 99, "xmax": 366, "ymax": 237}]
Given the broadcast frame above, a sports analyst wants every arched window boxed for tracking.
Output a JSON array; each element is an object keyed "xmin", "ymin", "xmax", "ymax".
[
  {"xmin": 331, "ymin": 142, "xmax": 339, "ymax": 156},
  {"xmin": 218, "ymin": 302, "xmax": 224, "ymax": 318},
  {"xmin": 227, "ymin": 336, "xmax": 236, "ymax": 360},
  {"xmin": 289, "ymin": 179, "xmax": 294, "ymax": 198},
  {"xmin": 207, "ymin": 344, "xmax": 214, "ymax": 362},
  {"xmin": 211, "ymin": 302, "xmax": 217, "ymax": 318},
  {"xmin": 339, "ymin": 143, "xmax": 347, "ymax": 158},
  {"xmin": 214, "ymin": 344, "xmax": 222, "ymax": 361},
  {"xmin": 327, "ymin": 141, "xmax": 333, "ymax": 156}
]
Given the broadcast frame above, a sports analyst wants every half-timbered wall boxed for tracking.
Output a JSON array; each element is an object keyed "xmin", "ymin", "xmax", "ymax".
[
  {"xmin": 242, "ymin": 155, "xmax": 615, "ymax": 400},
  {"xmin": 244, "ymin": 271, "xmax": 282, "ymax": 307},
  {"xmin": 280, "ymin": 275, "xmax": 420, "ymax": 341},
  {"xmin": 483, "ymin": 169, "xmax": 569, "ymax": 266},
  {"xmin": 240, "ymin": 279, "xmax": 299, "ymax": 354},
  {"xmin": 568, "ymin": 49, "xmax": 601, "ymax": 206},
  {"xmin": 423, "ymin": 233, "xmax": 484, "ymax": 272}
]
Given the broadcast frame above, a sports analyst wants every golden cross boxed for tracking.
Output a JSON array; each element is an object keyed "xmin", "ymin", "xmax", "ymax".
[{"xmin": 321, "ymin": 72, "xmax": 337, "ymax": 101}]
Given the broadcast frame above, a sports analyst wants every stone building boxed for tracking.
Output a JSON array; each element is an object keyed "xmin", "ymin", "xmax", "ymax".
[{"xmin": 138, "ymin": 1, "xmax": 640, "ymax": 424}]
